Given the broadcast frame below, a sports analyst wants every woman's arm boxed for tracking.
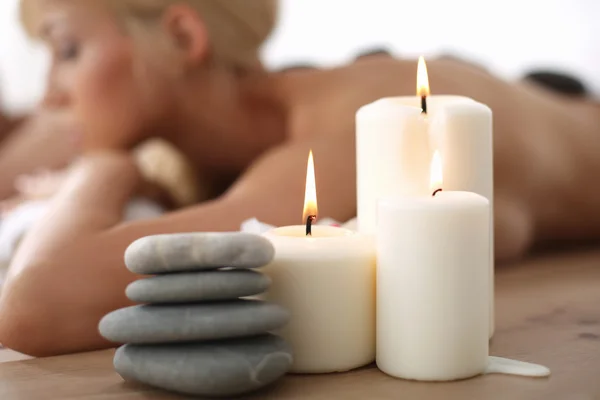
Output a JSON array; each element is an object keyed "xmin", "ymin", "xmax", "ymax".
[{"xmin": 0, "ymin": 135, "xmax": 356, "ymax": 356}]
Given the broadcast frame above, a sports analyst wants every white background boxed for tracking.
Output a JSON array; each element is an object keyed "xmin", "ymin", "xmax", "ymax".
[{"xmin": 1, "ymin": 0, "xmax": 599, "ymax": 114}]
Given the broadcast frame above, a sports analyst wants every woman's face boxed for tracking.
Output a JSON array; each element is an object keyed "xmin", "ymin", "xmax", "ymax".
[{"xmin": 35, "ymin": 0, "xmax": 172, "ymax": 150}]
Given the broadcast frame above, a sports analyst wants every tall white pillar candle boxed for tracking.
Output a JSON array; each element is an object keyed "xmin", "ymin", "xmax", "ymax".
[
  {"xmin": 262, "ymin": 226, "xmax": 376, "ymax": 373},
  {"xmin": 436, "ymin": 102, "xmax": 494, "ymax": 335},
  {"xmin": 356, "ymin": 95, "xmax": 495, "ymax": 336},
  {"xmin": 376, "ymin": 191, "xmax": 490, "ymax": 381},
  {"xmin": 356, "ymin": 102, "xmax": 430, "ymax": 235}
]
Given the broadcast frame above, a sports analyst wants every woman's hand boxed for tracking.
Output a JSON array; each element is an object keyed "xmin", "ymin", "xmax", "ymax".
[
  {"xmin": 14, "ymin": 169, "xmax": 70, "ymax": 200},
  {"xmin": 0, "ymin": 152, "xmax": 173, "ymax": 219},
  {"xmin": 0, "ymin": 169, "xmax": 70, "ymax": 217},
  {"xmin": 0, "ymin": 110, "xmax": 81, "ymax": 200}
]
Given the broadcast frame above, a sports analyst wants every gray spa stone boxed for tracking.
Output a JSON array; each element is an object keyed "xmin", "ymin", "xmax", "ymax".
[
  {"xmin": 114, "ymin": 334, "xmax": 293, "ymax": 398},
  {"xmin": 126, "ymin": 270, "xmax": 271, "ymax": 304},
  {"xmin": 99, "ymin": 300, "xmax": 289, "ymax": 344},
  {"xmin": 124, "ymin": 232, "xmax": 275, "ymax": 275}
]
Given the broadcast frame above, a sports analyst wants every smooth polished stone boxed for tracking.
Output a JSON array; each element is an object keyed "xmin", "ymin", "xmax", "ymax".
[
  {"xmin": 126, "ymin": 270, "xmax": 271, "ymax": 304},
  {"xmin": 125, "ymin": 232, "xmax": 275, "ymax": 274},
  {"xmin": 114, "ymin": 334, "xmax": 293, "ymax": 398},
  {"xmin": 99, "ymin": 300, "xmax": 289, "ymax": 344}
]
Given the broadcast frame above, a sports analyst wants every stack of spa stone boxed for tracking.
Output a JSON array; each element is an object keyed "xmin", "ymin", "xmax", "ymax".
[{"xmin": 99, "ymin": 232, "xmax": 293, "ymax": 398}]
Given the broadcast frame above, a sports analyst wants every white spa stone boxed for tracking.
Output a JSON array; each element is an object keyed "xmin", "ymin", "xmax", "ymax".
[
  {"xmin": 114, "ymin": 334, "xmax": 293, "ymax": 398},
  {"xmin": 99, "ymin": 300, "xmax": 289, "ymax": 344},
  {"xmin": 126, "ymin": 270, "xmax": 272, "ymax": 304},
  {"xmin": 124, "ymin": 232, "xmax": 275, "ymax": 274}
]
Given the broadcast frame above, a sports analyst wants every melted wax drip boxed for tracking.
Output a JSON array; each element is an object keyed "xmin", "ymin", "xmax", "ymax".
[{"xmin": 484, "ymin": 357, "xmax": 551, "ymax": 378}]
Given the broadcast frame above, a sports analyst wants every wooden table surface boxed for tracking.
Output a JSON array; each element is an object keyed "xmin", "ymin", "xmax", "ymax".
[{"xmin": 0, "ymin": 248, "xmax": 599, "ymax": 400}]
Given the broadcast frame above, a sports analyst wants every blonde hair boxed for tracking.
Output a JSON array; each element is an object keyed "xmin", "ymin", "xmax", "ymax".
[
  {"xmin": 20, "ymin": 1, "xmax": 278, "ymax": 208},
  {"xmin": 21, "ymin": 0, "xmax": 278, "ymax": 69}
]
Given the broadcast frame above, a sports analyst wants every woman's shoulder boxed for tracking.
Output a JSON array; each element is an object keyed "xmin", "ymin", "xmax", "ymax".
[
  {"xmin": 280, "ymin": 59, "xmax": 410, "ymax": 141},
  {"xmin": 281, "ymin": 54, "xmax": 411, "ymax": 104}
]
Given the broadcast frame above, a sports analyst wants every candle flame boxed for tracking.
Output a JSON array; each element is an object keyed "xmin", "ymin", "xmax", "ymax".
[
  {"xmin": 430, "ymin": 151, "xmax": 443, "ymax": 192},
  {"xmin": 302, "ymin": 150, "xmax": 318, "ymax": 223},
  {"xmin": 417, "ymin": 56, "xmax": 430, "ymax": 97}
]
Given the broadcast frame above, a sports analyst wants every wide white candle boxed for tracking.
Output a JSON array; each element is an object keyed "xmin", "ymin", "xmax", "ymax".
[
  {"xmin": 356, "ymin": 57, "xmax": 495, "ymax": 336},
  {"xmin": 261, "ymin": 150, "xmax": 375, "ymax": 373},
  {"xmin": 262, "ymin": 225, "xmax": 375, "ymax": 373},
  {"xmin": 376, "ymin": 191, "xmax": 490, "ymax": 381}
]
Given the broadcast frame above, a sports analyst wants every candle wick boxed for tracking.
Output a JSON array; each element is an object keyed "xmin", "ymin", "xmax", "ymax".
[
  {"xmin": 306, "ymin": 215, "xmax": 317, "ymax": 236},
  {"xmin": 432, "ymin": 188, "xmax": 443, "ymax": 197},
  {"xmin": 421, "ymin": 95, "xmax": 428, "ymax": 114}
]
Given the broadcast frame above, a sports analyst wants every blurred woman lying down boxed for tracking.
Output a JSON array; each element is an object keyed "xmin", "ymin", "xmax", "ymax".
[{"xmin": 0, "ymin": 0, "xmax": 599, "ymax": 356}]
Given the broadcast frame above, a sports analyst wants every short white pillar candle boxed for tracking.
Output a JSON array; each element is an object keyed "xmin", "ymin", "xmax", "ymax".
[{"xmin": 262, "ymin": 226, "xmax": 376, "ymax": 373}]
